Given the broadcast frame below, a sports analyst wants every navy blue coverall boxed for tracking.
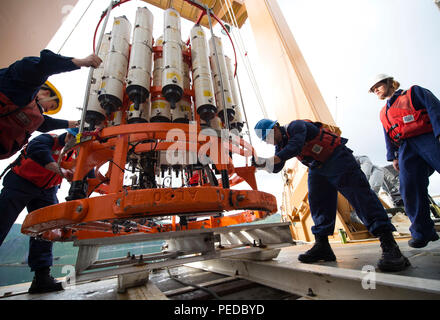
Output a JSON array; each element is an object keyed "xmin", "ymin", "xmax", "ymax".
[
  {"xmin": 273, "ymin": 120, "xmax": 395, "ymax": 237},
  {"xmin": 0, "ymin": 133, "xmax": 68, "ymax": 271},
  {"xmin": 0, "ymin": 49, "xmax": 80, "ymax": 271},
  {"xmin": 0, "ymin": 49, "xmax": 79, "ymax": 156},
  {"xmin": 383, "ymin": 86, "xmax": 440, "ymax": 241}
]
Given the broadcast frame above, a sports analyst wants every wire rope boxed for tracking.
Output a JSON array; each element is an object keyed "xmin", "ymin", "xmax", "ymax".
[
  {"xmin": 57, "ymin": 0, "xmax": 96, "ymax": 54},
  {"xmin": 223, "ymin": 0, "xmax": 268, "ymax": 118},
  {"xmin": 166, "ymin": 267, "xmax": 222, "ymax": 300}
]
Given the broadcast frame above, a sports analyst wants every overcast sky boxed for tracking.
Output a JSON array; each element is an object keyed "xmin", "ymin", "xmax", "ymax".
[
  {"xmin": 1, "ymin": 0, "xmax": 439, "ymax": 224},
  {"xmin": 277, "ymin": 0, "xmax": 440, "ymax": 167}
]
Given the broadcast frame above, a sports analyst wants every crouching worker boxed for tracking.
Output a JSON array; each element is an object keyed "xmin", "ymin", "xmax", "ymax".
[
  {"xmin": 253, "ymin": 119, "xmax": 410, "ymax": 272},
  {"xmin": 0, "ymin": 128, "xmax": 78, "ymax": 293}
]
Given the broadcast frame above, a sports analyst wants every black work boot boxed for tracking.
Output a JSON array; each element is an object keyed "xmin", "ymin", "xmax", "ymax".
[
  {"xmin": 28, "ymin": 267, "xmax": 64, "ymax": 294},
  {"xmin": 377, "ymin": 232, "xmax": 410, "ymax": 272},
  {"xmin": 408, "ymin": 233, "xmax": 439, "ymax": 248},
  {"xmin": 298, "ymin": 235, "xmax": 336, "ymax": 263}
]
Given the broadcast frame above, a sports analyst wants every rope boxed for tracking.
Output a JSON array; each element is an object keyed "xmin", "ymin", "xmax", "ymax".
[
  {"xmin": 232, "ymin": 29, "xmax": 268, "ymax": 119},
  {"xmin": 57, "ymin": 0, "xmax": 96, "ymax": 54},
  {"xmin": 166, "ymin": 268, "xmax": 221, "ymax": 300},
  {"xmin": 223, "ymin": 0, "xmax": 269, "ymax": 118}
]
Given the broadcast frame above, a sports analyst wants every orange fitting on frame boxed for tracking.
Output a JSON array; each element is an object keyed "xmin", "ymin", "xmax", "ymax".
[
  {"xmin": 22, "ymin": 120, "xmax": 277, "ymax": 239},
  {"xmin": 21, "ymin": 199, "xmax": 88, "ymax": 234},
  {"xmin": 22, "ymin": 187, "xmax": 277, "ymax": 236}
]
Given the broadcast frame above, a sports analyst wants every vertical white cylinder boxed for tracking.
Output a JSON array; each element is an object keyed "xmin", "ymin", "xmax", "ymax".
[
  {"xmin": 109, "ymin": 110, "xmax": 124, "ymax": 126},
  {"xmin": 161, "ymin": 8, "xmax": 183, "ymax": 105},
  {"xmin": 190, "ymin": 25, "xmax": 217, "ymax": 121},
  {"xmin": 225, "ymin": 55, "xmax": 243, "ymax": 132},
  {"xmin": 152, "ymin": 35, "xmax": 164, "ymax": 89},
  {"xmin": 86, "ymin": 32, "xmax": 111, "ymax": 129},
  {"xmin": 209, "ymin": 35, "xmax": 235, "ymax": 122},
  {"xmin": 128, "ymin": 100, "xmax": 150, "ymax": 123},
  {"xmin": 99, "ymin": 16, "xmax": 131, "ymax": 114},
  {"xmin": 150, "ymin": 95, "xmax": 171, "ymax": 122},
  {"xmin": 126, "ymin": 7, "xmax": 154, "ymax": 109},
  {"xmin": 172, "ymin": 95, "xmax": 192, "ymax": 123},
  {"xmin": 210, "ymin": 116, "xmax": 224, "ymax": 131}
]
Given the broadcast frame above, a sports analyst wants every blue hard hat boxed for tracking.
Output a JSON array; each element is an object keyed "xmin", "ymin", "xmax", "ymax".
[
  {"xmin": 254, "ymin": 119, "xmax": 277, "ymax": 141},
  {"xmin": 66, "ymin": 127, "xmax": 79, "ymax": 136}
]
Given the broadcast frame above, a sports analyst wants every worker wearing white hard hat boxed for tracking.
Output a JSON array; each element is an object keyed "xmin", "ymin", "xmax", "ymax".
[
  {"xmin": 370, "ymin": 74, "xmax": 440, "ymax": 248},
  {"xmin": 369, "ymin": 74, "xmax": 394, "ymax": 92},
  {"xmin": 0, "ymin": 49, "xmax": 102, "ymax": 160}
]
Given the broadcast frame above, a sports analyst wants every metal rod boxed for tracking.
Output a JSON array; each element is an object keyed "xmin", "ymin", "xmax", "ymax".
[
  {"xmin": 78, "ymin": 0, "xmax": 115, "ymax": 135},
  {"xmin": 206, "ymin": 8, "xmax": 231, "ymax": 188},
  {"xmin": 235, "ymin": 68, "xmax": 253, "ymax": 146},
  {"xmin": 206, "ymin": 8, "xmax": 230, "ymax": 132}
]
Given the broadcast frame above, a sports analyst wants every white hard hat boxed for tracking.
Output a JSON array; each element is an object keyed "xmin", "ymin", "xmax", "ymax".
[{"xmin": 368, "ymin": 74, "xmax": 393, "ymax": 93}]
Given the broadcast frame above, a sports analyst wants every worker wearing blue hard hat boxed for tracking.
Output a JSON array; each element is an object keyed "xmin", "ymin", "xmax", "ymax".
[
  {"xmin": 0, "ymin": 128, "xmax": 78, "ymax": 293},
  {"xmin": 370, "ymin": 74, "xmax": 440, "ymax": 248},
  {"xmin": 254, "ymin": 119, "xmax": 278, "ymax": 141},
  {"xmin": 0, "ymin": 49, "xmax": 101, "ymax": 160},
  {"xmin": 253, "ymin": 118, "xmax": 410, "ymax": 272}
]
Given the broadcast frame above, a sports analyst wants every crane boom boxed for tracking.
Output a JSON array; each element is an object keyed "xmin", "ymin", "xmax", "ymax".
[{"xmin": 245, "ymin": 0, "xmax": 336, "ymax": 126}]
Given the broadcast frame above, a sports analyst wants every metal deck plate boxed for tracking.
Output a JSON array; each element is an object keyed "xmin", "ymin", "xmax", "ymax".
[{"xmin": 189, "ymin": 236, "xmax": 440, "ymax": 299}]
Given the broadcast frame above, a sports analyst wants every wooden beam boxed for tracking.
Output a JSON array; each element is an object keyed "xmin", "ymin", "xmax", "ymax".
[
  {"xmin": 141, "ymin": 0, "xmax": 248, "ymax": 28},
  {"xmin": 244, "ymin": 0, "xmax": 335, "ymax": 125},
  {"xmin": 0, "ymin": 0, "xmax": 80, "ymax": 66},
  {"xmin": 215, "ymin": 0, "xmax": 234, "ymax": 21},
  {"xmin": 234, "ymin": 3, "xmax": 248, "ymax": 22}
]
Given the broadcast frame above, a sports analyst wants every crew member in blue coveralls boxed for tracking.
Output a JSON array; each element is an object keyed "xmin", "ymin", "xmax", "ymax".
[
  {"xmin": 0, "ymin": 49, "xmax": 101, "ymax": 159},
  {"xmin": 0, "ymin": 128, "xmax": 78, "ymax": 293},
  {"xmin": 370, "ymin": 74, "xmax": 440, "ymax": 248},
  {"xmin": 253, "ymin": 118, "xmax": 410, "ymax": 272}
]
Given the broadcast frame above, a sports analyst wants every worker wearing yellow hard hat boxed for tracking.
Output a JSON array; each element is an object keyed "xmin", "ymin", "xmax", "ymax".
[
  {"xmin": 38, "ymin": 80, "xmax": 63, "ymax": 115},
  {"xmin": 0, "ymin": 49, "xmax": 101, "ymax": 295},
  {"xmin": 0, "ymin": 49, "xmax": 102, "ymax": 160}
]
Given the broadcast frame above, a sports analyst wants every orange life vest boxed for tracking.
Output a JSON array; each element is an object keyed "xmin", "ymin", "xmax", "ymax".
[
  {"xmin": 380, "ymin": 86, "xmax": 433, "ymax": 144},
  {"xmin": 0, "ymin": 92, "xmax": 45, "ymax": 159},
  {"xmin": 286, "ymin": 120, "xmax": 342, "ymax": 163},
  {"xmin": 12, "ymin": 134, "xmax": 64, "ymax": 189}
]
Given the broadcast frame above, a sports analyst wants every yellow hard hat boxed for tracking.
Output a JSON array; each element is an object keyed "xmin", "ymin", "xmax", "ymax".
[{"xmin": 40, "ymin": 81, "xmax": 63, "ymax": 115}]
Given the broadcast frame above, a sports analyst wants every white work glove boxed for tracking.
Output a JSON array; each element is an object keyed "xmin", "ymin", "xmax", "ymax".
[{"xmin": 252, "ymin": 156, "xmax": 274, "ymax": 173}]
